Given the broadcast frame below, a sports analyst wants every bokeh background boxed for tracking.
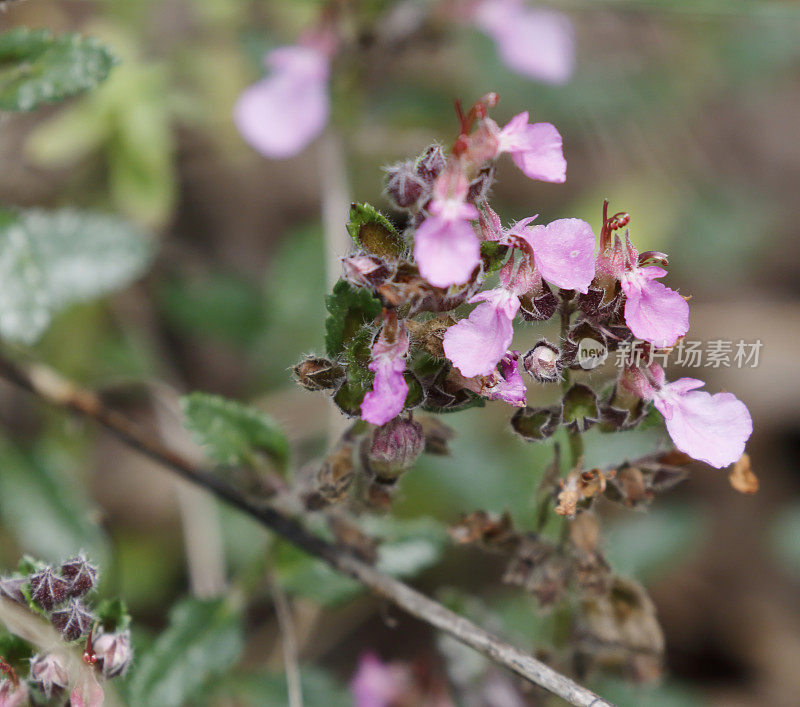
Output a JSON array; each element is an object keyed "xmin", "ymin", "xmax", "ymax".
[{"xmin": 1, "ymin": 1, "xmax": 799, "ymax": 705}]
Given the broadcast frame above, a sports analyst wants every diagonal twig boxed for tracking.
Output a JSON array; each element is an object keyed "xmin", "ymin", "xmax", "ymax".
[{"xmin": 0, "ymin": 353, "xmax": 613, "ymax": 707}]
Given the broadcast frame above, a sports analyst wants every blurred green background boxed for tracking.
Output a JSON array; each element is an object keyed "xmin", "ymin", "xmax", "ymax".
[{"xmin": 1, "ymin": 0, "xmax": 799, "ymax": 705}]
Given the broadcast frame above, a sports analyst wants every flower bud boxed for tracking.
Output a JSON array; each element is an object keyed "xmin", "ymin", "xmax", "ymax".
[
  {"xmin": 293, "ymin": 356, "xmax": 345, "ymax": 392},
  {"xmin": 94, "ymin": 630, "xmax": 133, "ymax": 679},
  {"xmin": 415, "ymin": 144, "xmax": 445, "ymax": 182},
  {"xmin": 0, "ymin": 677, "xmax": 28, "ymax": 707},
  {"xmin": 523, "ymin": 341, "xmax": 562, "ymax": 383},
  {"xmin": 385, "ymin": 161, "xmax": 427, "ymax": 209},
  {"xmin": 0, "ymin": 576, "xmax": 26, "ymax": 605},
  {"xmin": 341, "ymin": 254, "xmax": 393, "ymax": 289},
  {"xmin": 61, "ymin": 556, "xmax": 97, "ymax": 598},
  {"xmin": 29, "ymin": 653, "xmax": 69, "ymax": 699},
  {"xmin": 51, "ymin": 599, "xmax": 93, "ymax": 641},
  {"xmin": 366, "ymin": 418, "xmax": 424, "ymax": 482},
  {"xmin": 29, "ymin": 567, "xmax": 69, "ymax": 610}
]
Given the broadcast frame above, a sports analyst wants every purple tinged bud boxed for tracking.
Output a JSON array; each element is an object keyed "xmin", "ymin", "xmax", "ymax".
[
  {"xmin": 0, "ymin": 678, "xmax": 28, "ymax": 707},
  {"xmin": 415, "ymin": 144, "xmax": 446, "ymax": 182},
  {"xmin": 94, "ymin": 630, "xmax": 133, "ymax": 679},
  {"xmin": 29, "ymin": 654, "xmax": 69, "ymax": 699},
  {"xmin": 523, "ymin": 340, "xmax": 562, "ymax": 383},
  {"xmin": 367, "ymin": 417, "xmax": 424, "ymax": 481},
  {"xmin": 29, "ymin": 567, "xmax": 69, "ymax": 610},
  {"xmin": 385, "ymin": 161, "xmax": 427, "ymax": 209},
  {"xmin": 60, "ymin": 556, "xmax": 98, "ymax": 598},
  {"xmin": 51, "ymin": 599, "xmax": 93, "ymax": 641},
  {"xmin": 0, "ymin": 576, "xmax": 27, "ymax": 605}
]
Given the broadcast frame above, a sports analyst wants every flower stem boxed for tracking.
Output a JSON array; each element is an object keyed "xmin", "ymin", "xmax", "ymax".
[{"xmin": 558, "ymin": 292, "xmax": 584, "ymax": 469}]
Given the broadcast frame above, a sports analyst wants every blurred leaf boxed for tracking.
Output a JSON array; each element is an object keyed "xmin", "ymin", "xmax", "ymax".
[
  {"xmin": 214, "ymin": 666, "xmax": 351, "ymax": 707},
  {"xmin": 272, "ymin": 539, "xmax": 361, "ymax": 606},
  {"xmin": 180, "ymin": 392, "xmax": 289, "ymax": 471},
  {"xmin": 95, "ymin": 598, "xmax": 131, "ymax": 633},
  {"xmin": 0, "ymin": 208, "xmax": 153, "ymax": 345},
  {"xmin": 595, "ymin": 676, "xmax": 705, "ymax": 707},
  {"xmin": 603, "ymin": 505, "xmax": 703, "ymax": 582},
  {"xmin": 365, "ymin": 516, "xmax": 448, "ymax": 579},
  {"xmin": 324, "ymin": 279, "xmax": 382, "ymax": 358},
  {"xmin": 126, "ymin": 598, "xmax": 243, "ymax": 707},
  {"xmin": 273, "ymin": 516, "xmax": 448, "ymax": 606},
  {"xmin": 0, "ymin": 435, "xmax": 108, "ymax": 565},
  {"xmin": 0, "ymin": 28, "xmax": 117, "ymax": 111},
  {"xmin": 771, "ymin": 504, "xmax": 800, "ymax": 578},
  {"xmin": 159, "ymin": 272, "xmax": 267, "ymax": 347}
]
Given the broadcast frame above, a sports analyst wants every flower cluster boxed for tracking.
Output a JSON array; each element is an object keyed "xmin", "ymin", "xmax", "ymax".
[
  {"xmin": 0, "ymin": 556, "xmax": 132, "ymax": 707},
  {"xmin": 296, "ymin": 93, "xmax": 752, "ymax": 472}
]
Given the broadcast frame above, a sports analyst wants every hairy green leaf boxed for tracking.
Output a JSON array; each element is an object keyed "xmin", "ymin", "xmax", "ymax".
[
  {"xmin": 180, "ymin": 392, "xmax": 289, "ymax": 471},
  {"xmin": 0, "ymin": 28, "xmax": 117, "ymax": 111},
  {"xmin": 125, "ymin": 598, "xmax": 243, "ymax": 707},
  {"xmin": 0, "ymin": 208, "xmax": 153, "ymax": 345},
  {"xmin": 324, "ymin": 279, "xmax": 381, "ymax": 357},
  {"xmin": 346, "ymin": 202, "xmax": 404, "ymax": 258}
]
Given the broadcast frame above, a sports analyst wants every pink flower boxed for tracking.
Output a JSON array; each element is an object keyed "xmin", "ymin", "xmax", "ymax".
[
  {"xmin": 361, "ymin": 317, "xmax": 409, "ymax": 426},
  {"xmin": 350, "ymin": 653, "xmax": 408, "ymax": 707},
  {"xmin": 443, "ymin": 287, "xmax": 519, "ymax": 377},
  {"xmin": 484, "ymin": 352, "xmax": 527, "ymax": 406},
  {"xmin": 414, "ymin": 170, "xmax": 480, "ymax": 287},
  {"xmin": 473, "ymin": 0, "xmax": 575, "ymax": 85},
  {"xmin": 234, "ymin": 45, "xmax": 329, "ymax": 159},
  {"xmin": 621, "ymin": 364, "xmax": 752, "ymax": 468},
  {"xmin": 495, "ymin": 112, "xmax": 567, "ymax": 183},
  {"xmin": 621, "ymin": 265, "xmax": 689, "ymax": 348},
  {"xmin": 0, "ymin": 679, "xmax": 28, "ymax": 707},
  {"xmin": 69, "ymin": 672, "xmax": 104, "ymax": 707},
  {"xmin": 601, "ymin": 234, "xmax": 689, "ymax": 347},
  {"xmin": 508, "ymin": 217, "xmax": 596, "ymax": 293}
]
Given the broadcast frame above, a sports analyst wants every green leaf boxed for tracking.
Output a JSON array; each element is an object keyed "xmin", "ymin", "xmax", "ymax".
[
  {"xmin": 180, "ymin": 392, "xmax": 289, "ymax": 471},
  {"xmin": 0, "ymin": 208, "xmax": 154, "ymax": 345},
  {"xmin": 480, "ymin": 241, "xmax": 509, "ymax": 274},
  {"xmin": 125, "ymin": 598, "xmax": 243, "ymax": 707},
  {"xmin": 0, "ymin": 28, "xmax": 117, "ymax": 111},
  {"xmin": 562, "ymin": 383, "xmax": 600, "ymax": 433},
  {"xmin": 0, "ymin": 435, "xmax": 108, "ymax": 565},
  {"xmin": 273, "ymin": 516, "xmax": 448, "ymax": 606},
  {"xmin": 324, "ymin": 279, "xmax": 381, "ymax": 357},
  {"xmin": 346, "ymin": 202, "xmax": 404, "ymax": 258}
]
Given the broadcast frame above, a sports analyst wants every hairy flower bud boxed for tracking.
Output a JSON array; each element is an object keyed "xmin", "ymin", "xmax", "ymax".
[
  {"xmin": 293, "ymin": 356, "xmax": 345, "ymax": 392},
  {"xmin": 0, "ymin": 576, "xmax": 26, "ymax": 605},
  {"xmin": 61, "ymin": 556, "xmax": 97, "ymax": 598},
  {"xmin": 29, "ymin": 653, "xmax": 69, "ymax": 699},
  {"xmin": 523, "ymin": 340, "xmax": 562, "ymax": 383},
  {"xmin": 0, "ymin": 677, "xmax": 27, "ymax": 707},
  {"xmin": 29, "ymin": 567, "xmax": 69, "ymax": 610},
  {"xmin": 414, "ymin": 144, "xmax": 445, "ymax": 182},
  {"xmin": 385, "ymin": 161, "xmax": 427, "ymax": 209},
  {"xmin": 94, "ymin": 630, "xmax": 133, "ymax": 679},
  {"xmin": 341, "ymin": 254, "xmax": 393, "ymax": 289},
  {"xmin": 51, "ymin": 599, "xmax": 93, "ymax": 641},
  {"xmin": 366, "ymin": 418, "xmax": 424, "ymax": 482}
]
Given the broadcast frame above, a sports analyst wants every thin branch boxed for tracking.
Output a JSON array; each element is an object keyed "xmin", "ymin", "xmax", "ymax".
[
  {"xmin": 266, "ymin": 571, "xmax": 303, "ymax": 707},
  {"xmin": 0, "ymin": 353, "xmax": 613, "ymax": 707}
]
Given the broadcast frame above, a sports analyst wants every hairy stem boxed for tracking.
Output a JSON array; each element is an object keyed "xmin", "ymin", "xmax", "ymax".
[{"xmin": 0, "ymin": 352, "xmax": 613, "ymax": 707}]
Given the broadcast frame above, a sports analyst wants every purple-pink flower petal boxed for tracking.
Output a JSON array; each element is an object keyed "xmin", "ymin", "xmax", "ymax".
[
  {"xmin": 361, "ymin": 319, "xmax": 409, "ymax": 426},
  {"xmin": 350, "ymin": 653, "xmax": 408, "ymax": 707},
  {"xmin": 516, "ymin": 218, "xmax": 596, "ymax": 293},
  {"xmin": 474, "ymin": 0, "xmax": 575, "ymax": 85},
  {"xmin": 443, "ymin": 290, "xmax": 519, "ymax": 377},
  {"xmin": 234, "ymin": 45, "xmax": 329, "ymax": 159},
  {"xmin": 621, "ymin": 267, "xmax": 689, "ymax": 348},
  {"xmin": 486, "ymin": 353, "xmax": 527, "ymax": 406},
  {"xmin": 653, "ymin": 379, "xmax": 752, "ymax": 468},
  {"xmin": 413, "ymin": 215, "xmax": 480, "ymax": 287},
  {"xmin": 498, "ymin": 116, "xmax": 567, "ymax": 183}
]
